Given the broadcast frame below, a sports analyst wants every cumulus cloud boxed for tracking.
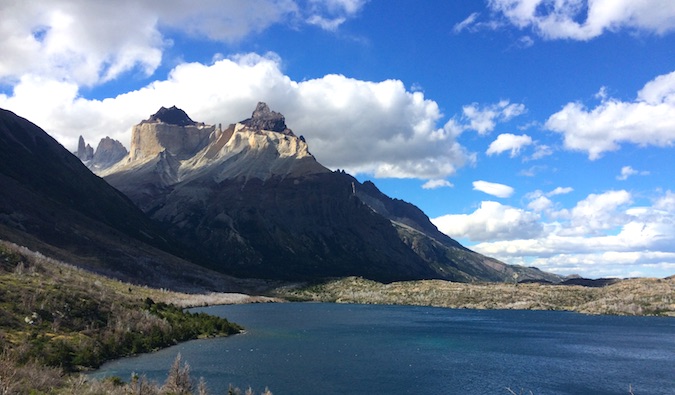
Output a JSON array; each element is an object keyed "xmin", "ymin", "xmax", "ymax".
[
  {"xmin": 422, "ymin": 179, "xmax": 454, "ymax": 189},
  {"xmin": 486, "ymin": 0, "xmax": 675, "ymax": 41},
  {"xmin": 546, "ymin": 70, "xmax": 675, "ymax": 159},
  {"xmin": 436, "ymin": 189, "xmax": 675, "ymax": 277},
  {"xmin": 432, "ymin": 201, "xmax": 543, "ymax": 242},
  {"xmin": 0, "ymin": 0, "xmax": 364, "ymax": 86},
  {"xmin": 472, "ymin": 180, "xmax": 515, "ymax": 198},
  {"xmin": 0, "ymin": 53, "xmax": 471, "ymax": 180},
  {"xmin": 527, "ymin": 196, "xmax": 553, "ymax": 212},
  {"xmin": 486, "ymin": 133, "xmax": 533, "ymax": 157},
  {"xmin": 562, "ymin": 190, "xmax": 632, "ymax": 235}
]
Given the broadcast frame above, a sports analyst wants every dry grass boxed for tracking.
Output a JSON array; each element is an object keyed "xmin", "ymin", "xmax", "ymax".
[
  {"xmin": 279, "ymin": 276, "xmax": 675, "ymax": 316},
  {"xmin": 0, "ymin": 240, "xmax": 274, "ymax": 394}
]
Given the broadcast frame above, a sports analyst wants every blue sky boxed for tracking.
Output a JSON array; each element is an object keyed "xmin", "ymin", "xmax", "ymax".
[{"xmin": 1, "ymin": 0, "xmax": 674, "ymax": 278}]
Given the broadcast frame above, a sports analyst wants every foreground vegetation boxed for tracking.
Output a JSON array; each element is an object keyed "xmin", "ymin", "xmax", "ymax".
[
  {"xmin": 0, "ymin": 240, "xmax": 258, "ymax": 394},
  {"xmin": 279, "ymin": 276, "xmax": 675, "ymax": 316}
]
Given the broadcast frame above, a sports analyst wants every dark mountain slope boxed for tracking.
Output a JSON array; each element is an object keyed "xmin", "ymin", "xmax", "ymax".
[
  {"xmin": 353, "ymin": 178, "xmax": 560, "ymax": 282},
  {"xmin": 0, "ymin": 108, "xmax": 254, "ymax": 291},
  {"xmin": 148, "ymin": 173, "xmax": 439, "ymax": 282}
]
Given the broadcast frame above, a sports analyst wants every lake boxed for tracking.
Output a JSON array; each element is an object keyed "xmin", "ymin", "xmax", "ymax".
[{"xmin": 90, "ymin": 303, "xmax": 675, "ymax": 394}]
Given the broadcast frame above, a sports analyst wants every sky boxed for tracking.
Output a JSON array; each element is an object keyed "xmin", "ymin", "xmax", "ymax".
[{"xmin": 1, "ymin": 0, "xmax": 674, "ymax": 279}]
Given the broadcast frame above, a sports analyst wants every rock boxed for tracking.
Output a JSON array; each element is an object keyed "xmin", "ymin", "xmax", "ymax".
[
  {"xmin": 240, "ymin": 102, "xmax": 294, "ymax": 135},
  {"xmin": 144, "ymin": 105, "xmax": 197, "ymax": 126},
  {"xmin": 91, "ymin": 137, "xmax": 128, "ymax": 168},
  {"xmin": 76, "ymin": 135, "xmax": 94, "ymax": 161},
  {"xmin": 130, "ymin": 107, "xmax": 214, "ymax": 161}
]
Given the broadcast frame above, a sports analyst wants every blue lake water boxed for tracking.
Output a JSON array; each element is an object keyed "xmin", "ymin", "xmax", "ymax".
[{"xmin": 90, "ymin": 303, "xmax": 675, "ymax": 394}]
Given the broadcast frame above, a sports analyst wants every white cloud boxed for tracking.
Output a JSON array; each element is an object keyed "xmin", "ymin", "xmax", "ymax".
[
  {"xmin": 528, "ymin": 144, "xmax": 553, "ymax": 160},
  {"xmin": 486, "ymin": 133, "xmax": 533, "ymax": 157},
  {"xmin": 306, "ymin": 15, "xmax": 346, "ymax": 30},
  {"xmin": 0, "ymin": 0, "xmax": 366, "ymax": 87},
  {"xmin": 453, "ymin": 12, "xmax": 481, "ymax": 33},
  {"xmin": 422, "ymin": 179, "xmax": 454, "ymax": 189},
  {"xmin": 0, "ymin": 53, "xmax": 472, "ymax": 180},
  {"xmin": 460, "ymin": 100, "xmax": 526, "ymax": 135},
  {"xmin": 469, "ymin": 189, "xmax": 674, "ymax": 277},
  {"xmin": 654, "ymin": 190, "xmax": 675, "ymax": 211},
  {"xmin": 546, "ymin": 70, "xmax": 675, "ymax": 159},
  {"xmin": 472, "ymin": 180, "xmax": 515, "ymax": 198},
  {"xmin": 306, "ymin": 0, "xmax": 367, "ymax": 30},
  {"xmin": 547, "ymin": 186, "xmax": 573, "ymax": 196},
  {"xmin": 564, "ymin": 190, "xmax": 632, "ymax": 235},
  {"xmin": 432, "ymin": 201, "xmax": 543, "ymax": 242},
  {"xmin": 434, "ymin": 189, "xmax": 675, "ymax": 277},
  {"xmin": 527, "ymin": 196, "xmax": 553, "ymax": 212},
  {"xmin": 617, "ymin": 165, "xmax": 650, "ymax": 180},
  {"xmin": 487, "ymin": 0, "xmax": 675, "ymax": 41},
  {"xmin": 524, "ymin": 186, "xmax": 573, "ymax": 213}
]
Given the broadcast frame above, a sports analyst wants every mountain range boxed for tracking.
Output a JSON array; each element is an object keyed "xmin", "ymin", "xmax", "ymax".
[
  {"xmin": 93, "ymin": 103, "xmax": 559, "ymax": 283},
  {"xmin": 1, "ymin": 103, "xmax": 560, "ymax": 287}
]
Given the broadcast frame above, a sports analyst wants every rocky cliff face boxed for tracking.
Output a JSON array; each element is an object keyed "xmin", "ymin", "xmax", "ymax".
[
  {"xmin": 129, "ymin": 106, "xmax": 214, "ymax": 162},
  {"xmin": 102, "ymin": 103, "xmax": 561, "ymax": 283}
]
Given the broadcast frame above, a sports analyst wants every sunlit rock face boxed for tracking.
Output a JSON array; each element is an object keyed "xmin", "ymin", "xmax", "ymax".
[{"xmin": 129, "ymin": 106, "xmax": 214, "ymax": 162}]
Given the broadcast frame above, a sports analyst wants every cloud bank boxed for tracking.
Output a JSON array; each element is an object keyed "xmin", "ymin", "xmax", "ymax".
[{"xmin": 433, "ymin": 189, "xmax": 675, "ymax": 277}]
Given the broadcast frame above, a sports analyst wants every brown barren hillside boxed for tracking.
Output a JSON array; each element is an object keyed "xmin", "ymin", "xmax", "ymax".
[{"xmin": 279, "ymin": 276, "xmax": 675, "ymax": 316}]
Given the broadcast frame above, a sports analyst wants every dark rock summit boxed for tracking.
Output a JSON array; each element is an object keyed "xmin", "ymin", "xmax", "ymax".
[
  {"xmin": 241, "ymin": 102, "xmax": 293, "ymax": 135},
  {"xmin": 144, "ymin": 105, "xmax": 197, "ymax": 126}
]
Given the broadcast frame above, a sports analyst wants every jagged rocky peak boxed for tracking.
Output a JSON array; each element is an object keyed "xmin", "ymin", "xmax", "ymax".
[
  {"xmin": 74, "ymin": 135, "xmax": 128, "ymax": 170},
  {"xmin": 240, "ymin": 102, "xmax": 294, "ymax": 136},
  {"xmin": 92, "ymin": 137, "xmax": 128, "ymax": 167},
  {"xmin": 76, "ymin": 135, "xmax": 94, "ymax": 161},
  {"xmin": 143, "ymin": 105, "xmax": 198, "ymax": 126}
]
